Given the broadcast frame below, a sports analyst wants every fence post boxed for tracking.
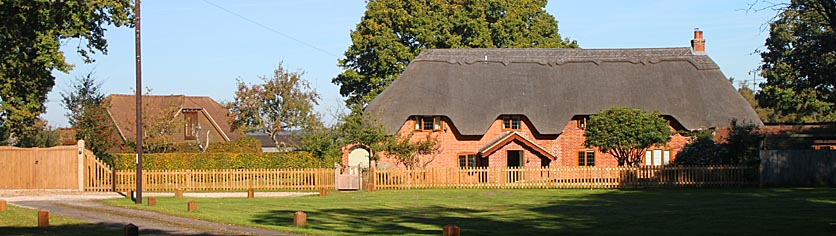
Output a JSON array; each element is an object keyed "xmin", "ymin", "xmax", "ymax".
[
  {"xmin": 247, "ymin": 187, "xmax": 254, "ymax": 198},
  {"xmin": 294, "ymin": 211, "xmax": 307, "ymax": 227},
  {"xmin": 38, "ymin": 209, "xmax": 49, "ymax": 227},
  {"xmin": 442, "ymin": 224, "xmax": 460, "ymax": 236},
  {"xmin": 0, "ymin": 200, "xmax": 6, "ymax": 211},
  {"xmin": 77, "ymin": 140, "xmax": 85, "ymax": 191},
  {"xmin": 124, "ymin": 223, "xmax": 139, "ymax": 236},
  {"xmin": 187, "ymin": 201, "xmax": 197, "ymax": 212}
]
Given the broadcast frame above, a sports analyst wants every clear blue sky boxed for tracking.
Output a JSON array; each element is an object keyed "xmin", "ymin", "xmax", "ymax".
[{"xmin": 44, "ymin": 0, "xmax": 781, "ymax": 127}]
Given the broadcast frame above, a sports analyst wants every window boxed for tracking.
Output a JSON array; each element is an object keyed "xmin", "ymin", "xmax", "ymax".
[
  {"xmin": 813, "ymin": 145, "xmax": 834, "ymax": 150},
  {"xmin": 415, "ymin": 116, "xmax": 442, "ymax": 131},
  {"xmin": 578, "ymin": 150, "xmax": 595, "ymax": 166},
  {"xmin": 458, "ymin": 154, "xmax": 479, "ymax": 169},
  {"xmin": 183, "ymin": 110, "xmax": 198, "ymax": 140},
  {"xmin": 577, "ymin": 117, "xmax": 587, "ymax": 129},
  {"xmin": 502, "ymin": 115, "xmax": 521, "ymax": 130},
  {"xmin": 644, "ymin": 149, "xmax": 670, "ymax": 166}
]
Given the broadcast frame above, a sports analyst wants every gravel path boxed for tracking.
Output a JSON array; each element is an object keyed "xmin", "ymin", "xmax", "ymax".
[{"xmin": 2, "ymin": 191, "xmax": 310, "ymax": 235}]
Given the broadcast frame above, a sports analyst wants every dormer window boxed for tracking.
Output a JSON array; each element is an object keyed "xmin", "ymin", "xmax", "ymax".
[
  {"xmin": 415, "ymin": 116, "xmax": 442, "ymax": 131},
  {"xmin": 183, "ymin": 110, "xmax": 199, "ymax": 140},
  {"xmin": 502, "ymin": 115, "xmax": 521, "ymax": 130},
  {"xmin": 577, "ymin": 117, "xmax": 587, "ymax": 129}
]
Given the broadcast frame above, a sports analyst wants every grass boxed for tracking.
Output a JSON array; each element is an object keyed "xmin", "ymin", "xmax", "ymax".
[
  {"xmin": 0, "ymin": 205, "xmax": 121, "ymax": 236},
  {"xmin": 103, "ymin": 188, "xmax": 836, "ymax": 236}
]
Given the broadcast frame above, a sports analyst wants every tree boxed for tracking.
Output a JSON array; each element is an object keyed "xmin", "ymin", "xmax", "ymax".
[
  {"xmin": 61, "ymin": 72, "xmax": 119, "ymax": 162},
  {"xmin": 15, "ymin": 118, "xmax": 59, "ymax": 148},
  {"xmin": 382, "ymin": 132, "xmax": 441, "ymax": 169},
  {"xmin": 584, "ymin": 107, "xmax": 673, "ymax": 166},
  {"xmin": 333, "ymin": 0, "xmax": 578, "ymax": 105},
  {"xmin": 674, "ymin": 120, "xmax": 762, "ymax": 166},
  {"xmin": 0, "ymin": 0, "xmax": 133, "ymax": 144},
  {"xmin": 757, "ymin": 0, "xmax": 836, "ymax": 122},
  {"xmin": 117, "ymin": 88, "xmax": 182, "ymax": 153},
  {"xmin": 229, "ymin": 63, "xmax": 321, "ymax": 148}
]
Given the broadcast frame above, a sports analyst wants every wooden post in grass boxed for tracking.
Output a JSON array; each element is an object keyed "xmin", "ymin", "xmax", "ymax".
[
  {"xmin": 0, "ymin": 199, "xmax": 6, "ymax": 211},
  {"xmin": 147, "ymin": 197, "xmax": 156, "ymax": 206},
  {"xmin": 37, "ymin": 209, "xmax": 49, "ymax": 227},
  {"xmin": 187, "ymin": 201, "xmax": 197, "ymax": 212},
  {"xmin": 293, "ymin": 211, "xmax": 306, "ymax": 227},
  {"xmin": 247, "ymin": 188, "xmax": 254, "ymax": 198},
  {"xmin": 124, "ymin": 223, "xmax": 139, "ymax": 236},
  {"xmin": 175, "ymin": 189, "xmax": 183, "ymax": 199},
  {"xmin": 442, "ymin": 224, "xmax": 460, "ymax": 236},
  {"xmin": 319, "ymin": 187, "xmax": 327, "ymax": 197}
]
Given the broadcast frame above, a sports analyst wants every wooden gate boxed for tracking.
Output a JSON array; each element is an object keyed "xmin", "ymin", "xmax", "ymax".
[{"xmin": 335, "ymin": 165, "xmax": 361, "ymax": 190}]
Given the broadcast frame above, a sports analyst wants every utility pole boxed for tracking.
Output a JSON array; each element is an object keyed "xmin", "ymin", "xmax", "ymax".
[{"xmin": 134, "ymin": 0, "xmax": 143, "ymax": 204}]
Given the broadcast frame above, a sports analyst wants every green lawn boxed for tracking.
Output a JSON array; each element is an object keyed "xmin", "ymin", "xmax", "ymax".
[
  {"xmin": 104, "ymin": 188, "xmax": 836, "ymax": 236},
  {"xmin": 0, "ymin": 205, "xmax": 121, "ymax": 236}
]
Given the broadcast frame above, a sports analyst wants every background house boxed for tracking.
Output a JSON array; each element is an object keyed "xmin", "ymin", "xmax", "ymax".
[
  {"xmin": 104, "ymin": 94, "xmax": 240, "ymax": 148},
  {"xmin": 356, "ymin": 29, "xmax": 762, "ymax": 169}
]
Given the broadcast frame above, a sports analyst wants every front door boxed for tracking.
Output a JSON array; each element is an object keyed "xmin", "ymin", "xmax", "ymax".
[{"xmin": 507, "ymin": 150, "xmax": 522, "ymax": 182}]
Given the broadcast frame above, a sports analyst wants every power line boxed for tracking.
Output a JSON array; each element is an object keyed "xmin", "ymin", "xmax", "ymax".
[{"xmin": 200, "ymin": 0, "xmax": 341, "ymax": 58}]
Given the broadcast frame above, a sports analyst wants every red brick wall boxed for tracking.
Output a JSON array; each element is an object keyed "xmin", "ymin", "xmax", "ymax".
[{"xmin": 359, "ymin": 116, "xmax": 691, "ymax": 169}]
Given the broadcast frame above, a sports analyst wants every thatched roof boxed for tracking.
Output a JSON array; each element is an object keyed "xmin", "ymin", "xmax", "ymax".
[
  {"xmin": 366, "ymin": 48, "xmax": 763, "ymax": 136},
  {"xmin": 104, "ymin": 94, "xmax": 239, "ymax": 141}
]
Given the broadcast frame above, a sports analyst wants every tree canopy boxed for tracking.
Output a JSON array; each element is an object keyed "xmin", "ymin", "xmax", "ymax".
[
  {"xmin": 0, "ymin": 0, "xmax": 132, "ymax": 144},
  {"xmin": 229, "ymin": 63, "xmax": 321, "ymax": 148},
  {"xmin": 333, "ymin": 0, "xmax": 578, "ymax": 106},
  {"xmin": 584, "ymin": 107, "xmax": 672, "ymax": 166},
  {"xmin": 61, "ymin": 72, "xmax": 118, "ymax": 162},
  {"xmin": 757, "ymin": 0, "xmax": 836, "ymax": 122}
]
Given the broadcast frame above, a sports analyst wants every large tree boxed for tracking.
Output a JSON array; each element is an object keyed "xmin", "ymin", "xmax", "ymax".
[
  {"xmin": 584, "ymin": 107, "xmax": 673, "ymax": 166},
  {"xmin": 333, "ymin": 0, "xmax": 578, "ymax": 105},
  {"xmin": 229, "ymin": 63, "xmax": 321, "ymax": 148},
  {"xmin": 0, "ymin": 0, "xmax": 133, "ymax": 144},
  {"xmin": 61, "ymin": 72, "xmax": 118, "ymax": 162},
  {"xmin": 757, "ymin": 0, "xmax": 836, "ymax": 122}
]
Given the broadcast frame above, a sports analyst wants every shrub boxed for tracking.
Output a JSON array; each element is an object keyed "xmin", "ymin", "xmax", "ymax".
[
  {"xmin": 118, "ymin": 136, "xmax": 262, "ymax": 154},
  {"xmin": 112, "ymin": 151, "xmax": 326, "ymax": 170}
]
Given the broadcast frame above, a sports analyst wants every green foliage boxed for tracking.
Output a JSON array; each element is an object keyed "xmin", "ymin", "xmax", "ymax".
[
  {"xmin": 584, "ymin": 107, "xmax": 673, "ymax": 166},
  {"xmin": 381, "ymin": 132, "xmax": 440, "ymax": 168},
  {"xmin": 61, "ymin": 71, "xmax": 119, "ymax": 164},
  {"xmin": 15, "ymin": 118, "xmax": 59, "ymax": 148},
  {"xmin": 674, "ymin": 120, "xmax": 763, "ymax": 166},
  {"xmin": 112, "ymin": 151, "xmax": 324, "ymax": 170},
  {"xmin": 299, "ymin": 106, "xmax": 391, "ymax": 162},
  {"xmin": 120, "ymin": 136, "xmax": 262, "ymax": 154},
  {"xmin": 0, "ymin": 0, "xmax": 133, "ymax": 144},
  {"xmin": 757, "ymin": 0, "xmax": 836, "ymax": 122},
  {"xmin": 334, "ymin": 0, "xmax": 579, "ymax": 105},
  {"xmin": 723, "ymin": 120, "xmax": 762, "ymax": 166},
  {"xmin": 228, "ymin": 62, "xmax": 321, "ymax": 147}
]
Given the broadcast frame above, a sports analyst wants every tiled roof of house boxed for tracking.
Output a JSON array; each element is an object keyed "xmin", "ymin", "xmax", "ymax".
[
  {"xmin": 366, "ymin": 47, "xmax": 763, "ymax": 135},
  {"xmin": 104, "ymin": 94, "xmax": 240, "ymax": 141}
]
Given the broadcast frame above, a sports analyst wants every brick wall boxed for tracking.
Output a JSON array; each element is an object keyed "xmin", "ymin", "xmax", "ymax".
[{"xmin": 355, "ymin": 116, "xmax": 691, "ymax": 169}]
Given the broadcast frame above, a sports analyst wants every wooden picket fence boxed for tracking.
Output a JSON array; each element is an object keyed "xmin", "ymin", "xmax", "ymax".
[
  {"xmin": 83, "ymin": 150, "xmax": 114, "ymax": 192},
  {"xmin": 110, "ymin": 168, "xmax": 335, "ymax": 192},
  {"xmin": 372, "ymin": 166, "xmax": 757, "ymax": 189}
]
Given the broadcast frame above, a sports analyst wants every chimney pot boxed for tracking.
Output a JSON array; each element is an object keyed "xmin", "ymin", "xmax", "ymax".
[{"xmin": 691, "ymin": 28, "xmax": 705, "ymax": 54}]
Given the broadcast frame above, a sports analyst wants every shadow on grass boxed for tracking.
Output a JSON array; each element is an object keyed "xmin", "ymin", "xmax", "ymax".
[
  {"xmin": 252, "ymin": 205, "xmax": 541, "ymax": 235},
  {"xmin": 250, "ymin": 188, "xmax": 836, "ymax": 236}
]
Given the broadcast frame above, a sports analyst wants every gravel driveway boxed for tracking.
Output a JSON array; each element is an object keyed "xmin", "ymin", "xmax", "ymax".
[{"xmin": 2, "ymin": 190, "xmax": 312, "ymax": 235}]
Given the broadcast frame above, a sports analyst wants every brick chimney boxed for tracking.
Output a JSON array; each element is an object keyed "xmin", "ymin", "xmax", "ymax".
[{"xmin": 691, "ymin": 28, "xmax": 705, "ymax": 54}]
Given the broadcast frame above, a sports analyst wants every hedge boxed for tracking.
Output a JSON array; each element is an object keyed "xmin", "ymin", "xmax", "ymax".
[
  {"xmin": 112, "ymin": 151, "xmax": 329, "ymax": 170},
  {"xmin": 118, "ymin": 136, "xmax": 262, "ymax": 154}
]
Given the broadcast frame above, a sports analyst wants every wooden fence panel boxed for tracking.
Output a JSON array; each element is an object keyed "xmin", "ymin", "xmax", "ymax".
[
  {"xmin": 372, "ymin": 166, "xmax": 755, "ymax": 190},
  {"xmin": 112, "ymin": 168, "xmax": 335, "ymax": 192},
  {"xmin": 0, "ymin": 145, "xmax": 79, "ymax": 190}
]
